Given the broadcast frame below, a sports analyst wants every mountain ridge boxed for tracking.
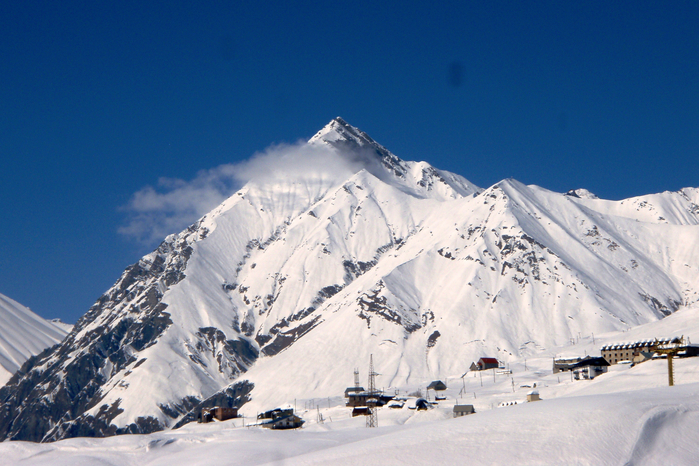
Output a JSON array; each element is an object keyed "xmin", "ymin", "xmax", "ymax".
[
  {"xmin": 0, "ymin": 293, "xmax": 69, "ymax": 386},
  {"xmin": 1, "ymin": 118, "xmax": 698, "ymax": 442}
]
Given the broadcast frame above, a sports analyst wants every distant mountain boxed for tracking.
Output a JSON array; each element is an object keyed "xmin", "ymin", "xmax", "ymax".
[
  {"xmin": 0, "ymin": 293, "xmax": 69, "ymax": 386},
  {"xmin": 2, "ymin": 118, "xmax": 699, "ymax": 442},
  {"xmin": 48, "ymin": 318, "xmax": 74, "ymax": 334}
]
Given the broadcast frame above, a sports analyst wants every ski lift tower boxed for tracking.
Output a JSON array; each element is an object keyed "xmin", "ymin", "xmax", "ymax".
[
  {"xmin": 652, "ymin": 336, "xmax": 685, "ymax": 387},
  {"xmin": 366, "ymin": 354, "xmax": 379, "ymax": 428}
]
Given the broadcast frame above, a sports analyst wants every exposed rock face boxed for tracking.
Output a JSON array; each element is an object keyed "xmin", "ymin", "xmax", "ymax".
[
  {"xmin": 0, "ymin": 228, "xmax": 198, "ymax": 441},
  {"xmin": 2, "ymin": 118, "xmax": 699, "ymax": 443}
]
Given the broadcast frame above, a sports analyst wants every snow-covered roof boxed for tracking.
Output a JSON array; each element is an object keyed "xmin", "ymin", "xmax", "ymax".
[{"xmin": 600, "ymin": 338, "xmax": 677, "ymax": 351}]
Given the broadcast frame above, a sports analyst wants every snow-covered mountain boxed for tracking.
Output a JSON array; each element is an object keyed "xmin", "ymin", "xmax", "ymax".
[
  {"xmin": 0, "ymin": 293, "xmax": 69, "ymax": 386},
  {"xmin": 1, "ymin": 117, "xmax": 699, "ymax": 442}
]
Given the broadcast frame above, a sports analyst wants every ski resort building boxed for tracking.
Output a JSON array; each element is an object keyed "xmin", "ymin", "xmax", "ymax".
[{"xmin": 601, "ymin": 338, "xmax": 680, "ymax": 364}]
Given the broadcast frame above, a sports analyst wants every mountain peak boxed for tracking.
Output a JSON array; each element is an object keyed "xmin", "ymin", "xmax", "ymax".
[
  {"xmin": 308, "ymin": 117, "xmax": 406, "ymax": 179},
  {"xmin": 309, "ymin": 117, "xmax": 377, "ymax": 149},
  {"xmin": 565, "ymin": 188, "xmax": 599, "ymax": 200}
]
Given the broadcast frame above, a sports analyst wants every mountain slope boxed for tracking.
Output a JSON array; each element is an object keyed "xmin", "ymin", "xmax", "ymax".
[
  {"xmin": 1, "ymin": 118, "xmax": 698, "ymax": 442},
  {"xmin": 0, "ymin": 293, "xmax": 68, "ymax": 386}
]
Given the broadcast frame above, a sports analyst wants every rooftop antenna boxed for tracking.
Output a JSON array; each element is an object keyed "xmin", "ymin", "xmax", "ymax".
[{"xmin": 367, "ymin": 354, "xmax": 378, "ymax": 428}]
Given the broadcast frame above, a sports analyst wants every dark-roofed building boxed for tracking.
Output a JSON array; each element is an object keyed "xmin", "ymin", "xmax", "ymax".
[
  {"xmin": 261, "ymin": 413, "xmax": 304, "ymax": 429},
  {"xmin": 571, "ymin": 356, "xmax": 609, "ymax": 380},
  {"xmin": 453, "ymin": 404, "xmax": 475, "ymax": 417},
  {"xmin": 346, "ymin": 391, "xmax": 393, "ymax": 407},
  {"xmin": 352, "ymin": 407, "xmax": 371, "ymax": 417},
  {"xmin": 257, "ymin": 408, "xmax": 293, "ymax": 420},
  {"xmin": 553, "ymin": 356, "xmax": 585, "ymax": 373},
  {"xmin": 427, "ymin": 380, "xmax": 447, "ymax": 391},
  {"xmin": 344, "ymin": 386, "xmax": 365, "ymax": 397},
  {"xmin": 415, "ymin": 398, "xmax": 431, "ymax": 411}
]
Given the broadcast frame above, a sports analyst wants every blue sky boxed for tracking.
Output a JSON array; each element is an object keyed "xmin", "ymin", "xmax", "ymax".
[{"xmin": 1, "ymin": 1, "xmax": 697, "ymax": 323}]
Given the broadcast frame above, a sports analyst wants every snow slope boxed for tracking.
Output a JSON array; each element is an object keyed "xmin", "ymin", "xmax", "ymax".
[
  {"xmin": 0, "ymin": 293, "xmax": 69, "ymax": 386},
  {"xmin": 3, "ymin": 362, "xmax": 699, "ymax": 465},
  {"xmin": 2, "ymin": 117, "xmax": 699, "ymax": 443}
]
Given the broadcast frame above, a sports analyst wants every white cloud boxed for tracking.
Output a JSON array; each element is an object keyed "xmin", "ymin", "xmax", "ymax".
[{"xmin": 118, "ymin": 141, "xmax": 371, "ymax": 244}]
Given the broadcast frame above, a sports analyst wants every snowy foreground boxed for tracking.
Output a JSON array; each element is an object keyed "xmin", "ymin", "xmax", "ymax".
[{"xmin": 4, "ymin": 347, "xmax": 699, "ymax": 465}]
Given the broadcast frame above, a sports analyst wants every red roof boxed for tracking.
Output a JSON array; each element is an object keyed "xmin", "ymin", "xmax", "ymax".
[{"xmin": 479, "ymin": 357, "xmax": 498, "ymax": 364}]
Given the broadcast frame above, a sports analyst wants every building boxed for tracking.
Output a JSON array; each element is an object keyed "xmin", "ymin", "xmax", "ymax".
[
  {"xmin": 257, "ymin": 407, "xmax": 293, "ymax": 420},
  {"xmin": 552, "ymin": 356, "xmax": 585, "ymax": 373},
  {"xmin": 571, "ymin": 357, "xmax": 609, "ymax": 380},
  {"xmin": 352, "ymin": 407, "xmax": 371, "ymax": 417},
  {"xmin": 344, "ymin": 386, "xmax": 365, "ymax": 397},
  {"xmin": 601, "ymin": 338, "xmax": 680, "ymax": 365},
  {"xmin": 346, "ymin": 391, "xmax": 393, "ymax": 407},
  {"xmin": 427, "ymin": 380, "xmax": 447, "ymax": 391},
  {"xmin": 453, "ymin": 404, "xmax": 475, "ymax": 417},
  {"xmin": 526, "ymin": 390, "xmax": 540, "ymax": 402},
  {"xmin": 261, "ymin": 413, "xmax": 304, "ymax": 429},
  {"xmin": 472, "ymin": 357, "xmax": 499, "ymax": 371},
  {"xmin": 199, "ymin": 406, "xmax": 238, "ymax": 423}
]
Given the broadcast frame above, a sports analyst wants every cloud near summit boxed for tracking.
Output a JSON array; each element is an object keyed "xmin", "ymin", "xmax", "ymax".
[{"xmin": 118, "ymin": 141, "xmax": 367, "ymax": 244}]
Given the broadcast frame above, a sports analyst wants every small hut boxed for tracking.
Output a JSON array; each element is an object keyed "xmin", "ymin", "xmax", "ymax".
[
  {"xmin": 526, "ymin": 390, "xmax": 540, "ymax": 402},
  {"xmin": 476, "ymin": 357, "xmax": 499, "ymax": 371},
  {"xmin": 453, "ymin": 404, "xmax": 475, "ymax": 417},
  {"xmin": 427, "ymin": 380, "xmax": 447, "ymax": 391},
  {"xmin": 199, "ymin": 406, "xmax": 238, "ymax": 423}
]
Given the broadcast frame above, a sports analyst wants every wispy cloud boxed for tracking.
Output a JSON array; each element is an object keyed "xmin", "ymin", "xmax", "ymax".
[{"xmin": 118, "ymin": 141, "xmax": 369, "ymax": 244}]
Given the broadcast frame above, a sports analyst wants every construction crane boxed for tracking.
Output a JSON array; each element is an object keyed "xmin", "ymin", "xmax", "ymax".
[{"xmin": 651, "ymin": 336, "xmax": 685, "ymax": 387}]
